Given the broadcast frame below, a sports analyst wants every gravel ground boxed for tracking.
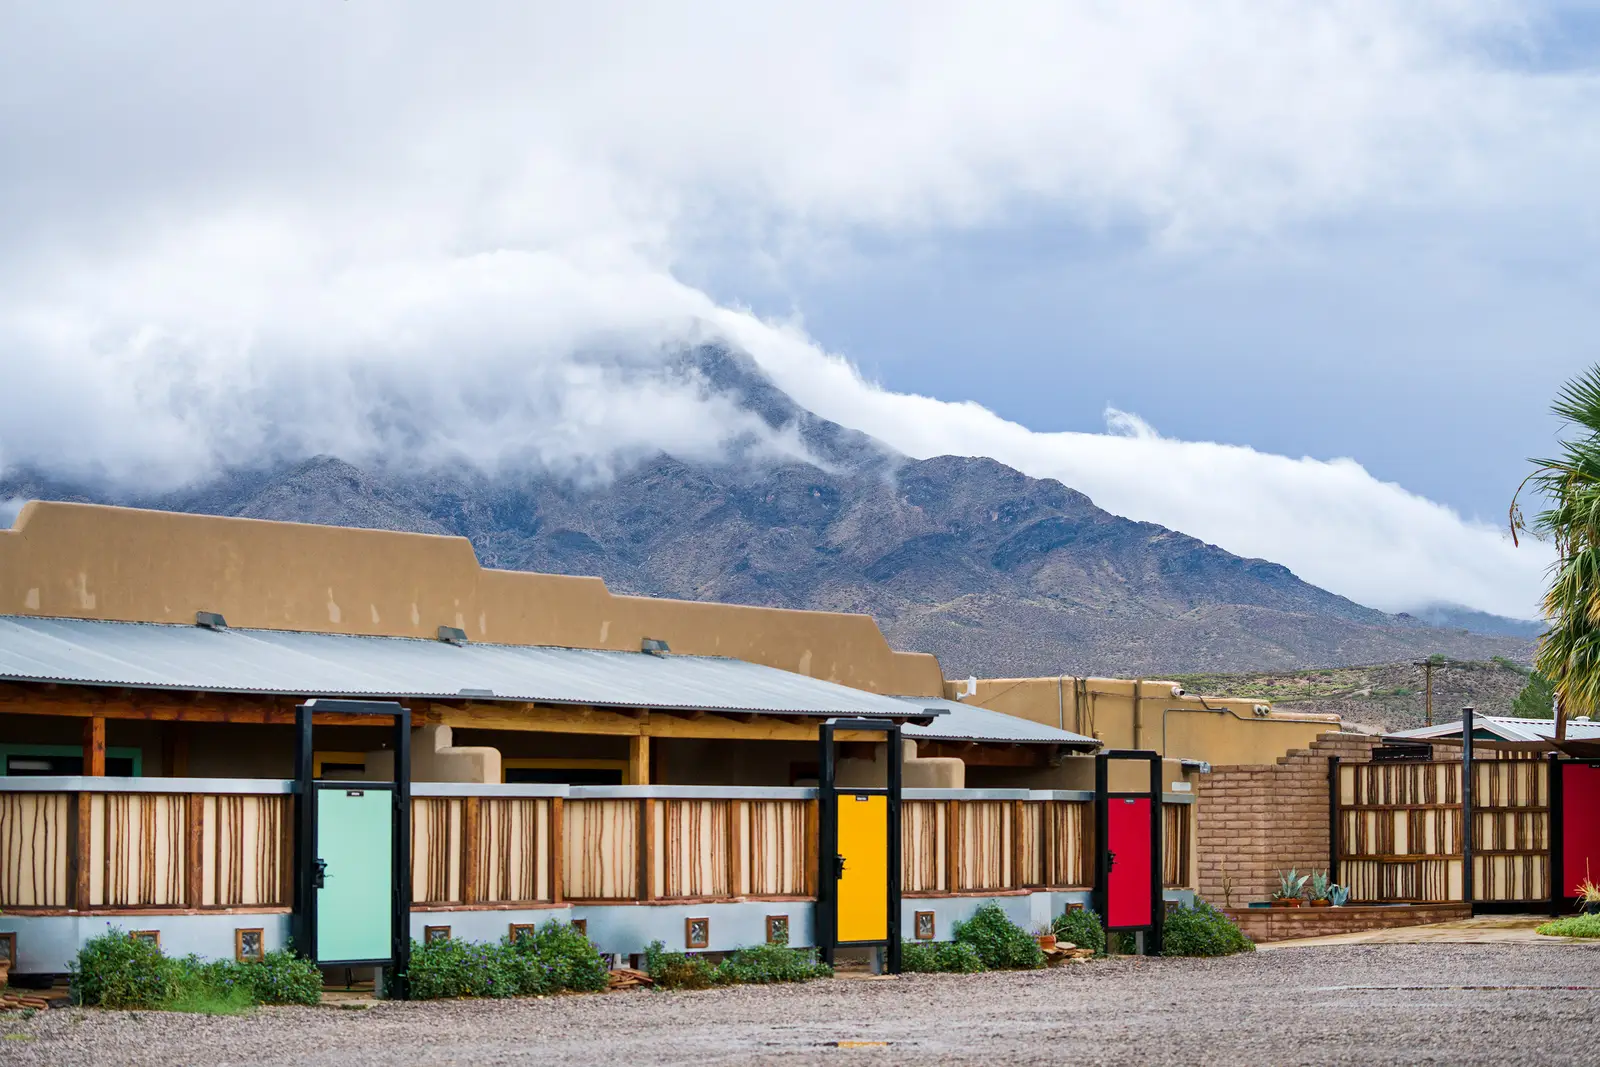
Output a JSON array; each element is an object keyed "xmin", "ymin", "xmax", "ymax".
[{"xmin": 3, "ymin": 944, "xmax": 1598, "ymax": 1067}]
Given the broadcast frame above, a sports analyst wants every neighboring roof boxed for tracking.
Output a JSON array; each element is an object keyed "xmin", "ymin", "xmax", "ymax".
[
  {"xmin": 1389, "ymin": 716, "xmax": 1600, "ymax": 745},
  {"xmin": 0, "ymin": 615, "xmax": 942, "ymax": 720},
  {"xmin": 897, "ymin": 697, "xmax": 1099, "ymax": 749}
]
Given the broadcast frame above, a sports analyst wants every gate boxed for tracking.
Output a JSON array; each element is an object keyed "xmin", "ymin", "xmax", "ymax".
[
  {"xmin": 291, "ymin": 699, "xmax": 413, "ymax": 996},
  {"xmin": 816, "ymin": 718, "xmax": 902, "ymax": 972},
  {"xmin": 1560, "ymin": 762, "xmax": 1600, "ymax": 896},
  {"xmin": 1092, "ymin": 750, "xmax": 1162, "ymax": 954}
]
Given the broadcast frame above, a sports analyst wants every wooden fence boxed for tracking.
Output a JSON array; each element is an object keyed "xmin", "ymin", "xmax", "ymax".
[
  {"xmin": 1, "ymin": 784, "xmax": 1196, "ymax": 913},
  {"xmin": 1335, "ymin": 759, "xmax": 1549, "ymax": 904}
]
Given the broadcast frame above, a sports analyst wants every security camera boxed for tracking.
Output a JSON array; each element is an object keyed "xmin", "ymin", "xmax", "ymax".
[
  {"xmin": 1171, "ymin": 686, "xmax": 1186, "ymax": 698},
  {"xmin": 1252, "ymin": 704, "xmax": 1271, "ymax": 717}
]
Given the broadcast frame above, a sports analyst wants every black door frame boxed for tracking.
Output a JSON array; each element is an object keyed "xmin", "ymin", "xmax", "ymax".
[
  {"xmin": 816, "ymin": 717, "xmax": 903, "ymax": 973},
  {"xmin": 291, "ymin": 698, "xmax": 412, "ymax": 998},
  {"xmin": 1092, "ymin": 749, "xmax": 1163, "ymax": 955}
]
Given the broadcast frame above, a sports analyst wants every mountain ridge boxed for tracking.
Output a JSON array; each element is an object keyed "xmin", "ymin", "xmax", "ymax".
[{"xmin": 0, "ymin": 347, "xmax": 1534, "ymax": 677}]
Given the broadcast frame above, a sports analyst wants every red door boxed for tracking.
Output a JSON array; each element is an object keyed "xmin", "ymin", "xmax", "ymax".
[
  {"xmin": 1563, "ymin": 764, "xmax": 1600, "ymax": 895},
  {"xmin": 1107, "ymin": 796, "xmax": 1153, "ymax": 928}
]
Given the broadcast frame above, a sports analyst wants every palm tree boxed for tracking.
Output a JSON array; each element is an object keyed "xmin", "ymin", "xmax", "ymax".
[{"xmin": 1512, "ymin": 365, "xmax": 1600, "ymax": 742}]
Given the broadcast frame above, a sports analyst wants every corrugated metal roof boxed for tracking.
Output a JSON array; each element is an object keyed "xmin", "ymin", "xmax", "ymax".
[
  {"xmin": 0, "ymin": 615, "xmax": 942, "ymax": 720},
  {"xmin": 1389, "ymin": 716, "xmax": 1600, "ymax": 744},
  {"xmin": 897, "ymin": 697, "xmax": 1099, "ymax": 748}
]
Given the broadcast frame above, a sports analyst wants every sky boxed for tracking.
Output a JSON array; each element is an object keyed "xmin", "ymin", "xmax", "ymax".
[{"xmin": 2, "ymin": 2, "xmax": 1598, "ymax": 620}]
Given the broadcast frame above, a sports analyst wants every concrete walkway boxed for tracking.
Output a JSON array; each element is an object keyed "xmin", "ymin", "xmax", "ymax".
[{"xmin": 1255, "ymin": 913, "xmax": 1598, "ymax": 950}]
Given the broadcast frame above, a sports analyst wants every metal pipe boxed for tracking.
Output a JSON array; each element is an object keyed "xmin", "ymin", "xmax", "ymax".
[{"xmin": 1462, "ymin": 705, "xmax": 1475, "ymax": 912}]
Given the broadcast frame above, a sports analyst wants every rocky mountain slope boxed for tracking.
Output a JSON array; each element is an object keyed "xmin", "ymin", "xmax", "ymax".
[
  {"xmin": 0, "ymin": 347, "xmax": 1535, "ymax": 678},
  {"xmin": 1172, "ymin": 658, "xmax": 1538, "ymax": 734}
]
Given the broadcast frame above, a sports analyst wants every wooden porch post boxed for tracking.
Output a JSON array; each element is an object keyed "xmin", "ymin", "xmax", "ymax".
[
  {"xmin": 83, "ymin": 716, "xmax": 105, "ymax": 776},
  {"xmin": 629, "ymin": 734, "xmax": 650, "ymax": 785}
]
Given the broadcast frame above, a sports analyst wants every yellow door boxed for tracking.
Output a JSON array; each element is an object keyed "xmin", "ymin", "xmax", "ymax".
[{"xmin": 836, "ymin": 793, "xmax": 888, "ymax": 942}]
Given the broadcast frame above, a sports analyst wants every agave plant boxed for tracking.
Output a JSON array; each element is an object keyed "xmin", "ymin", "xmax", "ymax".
[
  {"xmin": 1272, "ymin": 869, "xmax": 1309, "ymax": 901},
  {"xmin": 1308, "ymin": 870, "xmax": 1333, "ymax": 901},
  {"xmin": 1328, "ymin": 884, "xmax": 1350, "ymax": 907}
]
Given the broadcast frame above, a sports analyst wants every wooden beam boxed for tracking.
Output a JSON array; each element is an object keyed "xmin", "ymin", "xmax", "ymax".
[
  {"xmin": 461, "ymin": 797, "xmax": 482, "ymax": 905},
  {"xmin": 186, "ymin": 795, "xmax": 205, "ymax": 907},
  {"xmin": 83, "ymin": 716, "xmax": 105, "ymax": 776},
  {"xmin": 549, "ymin": 798, "xmax": 564, "ymax": 905},
  {"xmin": 0, "ymin": 684, "xmax": 438, "ymax": 727},
  {"xmin": 628, "ymin": 735, "xmax": 650, "ymax": 785}
]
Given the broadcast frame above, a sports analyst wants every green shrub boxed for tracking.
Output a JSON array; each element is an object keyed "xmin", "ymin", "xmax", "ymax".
[
  {"xmin": 70, "ymin": 928, "xmax": 182, "ymax": 1008},
  {"xmin": 402, "ymin": 938, "xmax": 524, "ymax": 999},
  {"xmin": 199, "ymin": 950, "xmax": 323, "ymax": 1006},
  {"xmin": 899, "ymin": 940, "xmax": 985, "ymax": 973},
  {"xmin": 526, "ymin": 920, "xmax": 609, "ymax": 993},
  {"xmin": 715, "ymin": 943, "xmax": 832, "ymax": 985},
  {"xmin": 71, "ymin": 929, "xmax": 324, "ymax": 1011},
  {"xmin": 1051, "ymin": 907, "xmax": 1107, "ymax": 958},
  {"xmin": 952, "ymin": 903, "xmax": 1044, "ymax": 970},
  {"xmin": 643, "ymin": 941, "xmax": 719, "ymax": 990},
  {"xmin": 1159, "ymin": 899, "xmax": 1254, "ymax": 957},
  {"xmin": 1537, "ymin": 913, "xmax": 1600, "ymax": 938}
]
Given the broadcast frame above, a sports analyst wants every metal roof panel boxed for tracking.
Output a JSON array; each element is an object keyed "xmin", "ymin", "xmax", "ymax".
[
  {"xmin": 897, "ymin": 696, "xmax": 1099, "ymax": 747},
  {"xmin": 0, "ymin": 615, "xmax": 942, "ymax": 720}
]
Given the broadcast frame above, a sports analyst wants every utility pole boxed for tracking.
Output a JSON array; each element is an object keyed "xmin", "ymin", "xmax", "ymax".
[{"xmin": 1413, "ymin": 658, "xmax": 1445, "ymax": 727}]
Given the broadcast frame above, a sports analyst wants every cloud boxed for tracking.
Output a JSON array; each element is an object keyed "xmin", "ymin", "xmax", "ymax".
[{"xmin": 0, "ymin": 1, "xmax": 1590, "ymax": 618}]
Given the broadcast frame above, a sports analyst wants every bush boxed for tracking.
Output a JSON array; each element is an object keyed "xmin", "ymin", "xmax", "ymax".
[
  {"xmin": 525, "ymin": 920, "xmax": 609, "ymax": 993},
  {"xmin": 1051, "ymin": 908, "xmax": 1107, "ymax": 958},
  {"xmin": 643, "ymin": 940, "xmax": 832, "ymax": 990},
  {"xmin": 71, "ymin": 929, "xmax": 182, "ymax": 1008},
  {"xmin": 899, "ymin": 940, "xmax": 985, "ymax": 974},
  {"xmin": 1537, "ymin": 913, "xmax": 1600, "ymax": 938},
  {"xmin": 952, "ymin": 903, "xmax": 1044, "ymax": 970},
  {"xmin": 1159, "ymin": 899, "xmax": 1254, "ymax": 957},
  {"xmin": 643, "ymin": 941, "xmax": 719, "ymax": 990},
  {"xmin": 71, "ymin": 928, "xmax": 324, "ymax": 1011},
  {"xmin": 199, "ymin": 950, "xmax": 323, "ymax": 1006},
  {"xmin": 405, "ymin": 921, "xmax": 605, "ymax": 1000},
  {"xmin": 402, "ymin": 938, "xmax": 527, "ymax": 1000},
  {"xmin": 715, "ymin": 942, "xmax": 832, "ymax": 985}
]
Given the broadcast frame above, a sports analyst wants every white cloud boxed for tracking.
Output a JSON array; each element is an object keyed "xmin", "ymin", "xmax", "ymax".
[{"xmin": 0, "ymin": 1, "xmax": 1590, "ymax": 618}]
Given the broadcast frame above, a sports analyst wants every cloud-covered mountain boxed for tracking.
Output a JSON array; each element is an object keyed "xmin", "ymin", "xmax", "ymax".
[{"xmin": 2, "ymin": 349, "xmax": 1533, "ymax": 677}]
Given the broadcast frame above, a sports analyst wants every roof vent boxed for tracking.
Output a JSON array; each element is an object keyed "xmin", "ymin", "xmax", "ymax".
[
  {"xmin": 457, "ymin": 688, "xmax": 494, "ymax": 698},
  {"xmin": 195, "ymin": 611, "xmax": 228, "ymax": 630},
  {"xmin": 437, "ymin": 625, "xmax": 468, "ymax": 646},
  {"xmin": 641, "ymin": 637, "xmax": 671, "ymax": 655}
]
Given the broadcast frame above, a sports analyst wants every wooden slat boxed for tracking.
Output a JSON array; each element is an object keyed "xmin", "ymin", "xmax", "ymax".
[
  {"xmin": 727, "ymin": 800, "xmax": 743, "ymax": 898},
  {"xmin": 185, "ymin": 794, "xmax": 204, "ymax": 907},
  {"xmin": 550, "ymin": 797, "xmax": 564, "ymax": 904},
  {"xmin": 461, "ymin": 796, "xmax": 481, "ymax": 905},
  {"xmin": 945, "ymin": 800, "xmax": 961, "ymax": 892},
  {"xmin": 642, "ymin": 798, "xmax": 657, "ymax": 901},
  {"xmin": 804, "ymin": 798, "xmax": 819, "ymax": 897}
]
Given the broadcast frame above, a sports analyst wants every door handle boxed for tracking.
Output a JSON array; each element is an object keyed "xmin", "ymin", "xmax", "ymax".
[
  {"xmin": 313, "ymin": 857, "xmax": 328, "ymax": 889},
  {"xmin": 1106, "ymin": 849, "xmax": 1116, "ymax": 872},
  {"xmin": 834, "ymin": 853, "xmax": 847, "ymax": 879}
]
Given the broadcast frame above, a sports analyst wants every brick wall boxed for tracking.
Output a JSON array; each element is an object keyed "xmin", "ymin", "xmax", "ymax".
[
  {"xmin": 1223, "ymin": 902, "xmax": 1470, "ymax": 944},
  {"xmin": 1196, "ymin": 731, "xmax": 1379, "ymax": 907}
]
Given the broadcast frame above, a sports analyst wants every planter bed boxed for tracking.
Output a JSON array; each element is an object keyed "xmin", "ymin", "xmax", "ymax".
[{"xmin": 1223, "ymin": 903, "xmax": 1471, "ymax": 943}]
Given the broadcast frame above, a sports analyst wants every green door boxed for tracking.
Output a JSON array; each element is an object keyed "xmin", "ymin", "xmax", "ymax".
[{"xmin": 316, "ymin": 786, "xmax": 394, "ymax": 963}]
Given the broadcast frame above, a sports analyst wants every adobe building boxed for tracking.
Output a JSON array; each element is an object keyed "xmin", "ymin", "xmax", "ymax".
[{"xmin": 0, "ymin": 501, "xmax": 1347, "ymax": 975}]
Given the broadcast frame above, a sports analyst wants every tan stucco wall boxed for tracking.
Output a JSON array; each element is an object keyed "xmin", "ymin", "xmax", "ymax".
[
  {"xmin": 947, "ymin": 677, "xmax": 1338, "ymax": 767},
  {"xmin": 0, "ymin": 502, "xmax": 943, "ymax": 696}
]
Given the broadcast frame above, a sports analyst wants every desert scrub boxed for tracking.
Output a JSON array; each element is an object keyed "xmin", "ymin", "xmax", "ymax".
[
  {"xmin": 1537, "ymin": 914, "xmax": 1600, "ymax": 938},
  {"xmin": 714, "ymin": 942, "xmax": 831, "ymax": 984},
  {"xmin": 1159, "ymin": 899, "xmax": 1254, "ymax": 957},
  {"xmin": 952, "ymin": 903, "xmax": 1044, "ymax": 970},
  {"xmin": 643, "ymin": 940, "xmax": 832, "ymax": 990},
  {"xmin": 70, "ymin": 929, "xmax": 323, "ymax": 1011},
  {"xmin": 899, "ymin": 940, "xmax": 985, "ymax": 974},
  {"xmin": 1051, "ymin": 907, "xmax": 1107, "ymax": 957},
  {"xmin": 70, "ymin": 928, "xmax": 182, "ymax": 1008}
]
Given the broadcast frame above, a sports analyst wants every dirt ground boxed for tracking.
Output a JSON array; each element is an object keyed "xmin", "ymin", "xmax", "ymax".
[{"xmin": 3, "ymin": 943, "xmax": 1597, "ymax": 1066}]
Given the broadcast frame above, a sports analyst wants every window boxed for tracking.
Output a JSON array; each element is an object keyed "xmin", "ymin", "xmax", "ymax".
[
  {"xmin": 502, "ymin": 759, "xmax": 627, "ymax": 785},
  {"xmin": 0, "ymin": 744, "xmax": 141, "ymax": 777}
]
